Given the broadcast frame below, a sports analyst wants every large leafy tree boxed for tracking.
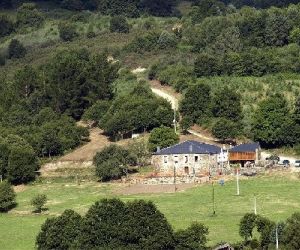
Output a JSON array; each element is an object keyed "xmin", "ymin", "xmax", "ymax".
[
  {"xmin": 36, "ymin": 210, "xmax": 82, "ymax": 250},
  {"xmin": 282, "ymin": 212, "xmax": 300, "ymax": 250},
  {"xmin": 180, "ymin": 83, "xmax": 211, "ymax": 123},
  {"xmin": 7, "ymin": 144, "xmax": 39, "ymax": 184},
  {"xmin": 78, "ymin": 198, "xmax": 175, "ymax": 249},
  {"xmin": 252, "ymin": 93, "xmax": 298, "ymax": 147},
  {"xmin": 93, "ymin": 145, "xmax": 136, "ymax": 181},
  {"xmin": 16, "ymin": 3, "xmax": 44, "ymax": 28},
  {"xmin": 148, "ymin": 126, "xmax": 179, "ymax": 152},
  {"xmin": 211, "ymin": 86, "xmax": 242, "ymax": 121}
]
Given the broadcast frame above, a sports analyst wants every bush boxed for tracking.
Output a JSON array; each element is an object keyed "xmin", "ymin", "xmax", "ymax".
[
  {"xmin": 36, "ymin": 210, "xmax": 82, "ymax": 250},
  {"xmin": 0, "ymin": 181, "xmax": 16, "ymax": 212},
  {"xmin": 174, "ymin": 222, "xmax": 209, "ymax": 249},
  {"xmin": 148, "ymin": 126, "xmax": 179, "ymax": 152},
  {"xmin": 58, "ymin": 22, "xmax": 79, "ymax": 42},
  {"xmin": 8, "ymin": 39, "xmax": 27, "ymax": 59},
  {"xmin": 0, "ymin": 14, "xmax": 14, "ymax": 37},
  {"xmin": 31, "ymin": 194, "xmax": 47, "ymax": 213},
  {"xmin": 110, "ymin": 16, "xmax": 129, "ymax": 33},
  {"xmin": 93, "ymin": 145, "xmax": 136, "ymax": 181},
  {"xmin": 16, "ymin": 3, "xmax": 44, "ymax": 28},
  {"xmin": 157, "ymin": 31, "xmax": 177, "ymax": 49},
  {"xmin": 0, "ymin": 54, "xmax": 5, "ymax": 66}
]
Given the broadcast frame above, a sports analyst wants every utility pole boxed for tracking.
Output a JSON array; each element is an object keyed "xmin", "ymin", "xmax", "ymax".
[
  {"xmin": 236, "ymin": 168, "xmax": 240, "ymax": 196},
  {"xmin": 254, "ymin": 195, "xmax": 257, "ymax": 215},
  {"xmin": 212, "ymin": 181, "xmax": 216, "ymax": 215},
  {"xmin": 173, "ymin": 109, "xmax": 177, "ymax": 134},
  {"xmin": 173, "ymin": 163, "xmax": 177, "ymax": 192},
  {"xmin": 276, "ymin": 224, "xmax": 279, "ymax": 249}
]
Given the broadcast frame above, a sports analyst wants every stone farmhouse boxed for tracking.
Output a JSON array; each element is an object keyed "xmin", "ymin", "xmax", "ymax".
[
  {"xmin": 151, "ymin": 140, "xmax": 221, "ymax": 176},
  {"xmin": 151, "ymin": 141, "xmax": 261, "ymax": 177}
]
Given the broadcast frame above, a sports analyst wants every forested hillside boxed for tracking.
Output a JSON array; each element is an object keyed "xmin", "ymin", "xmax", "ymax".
[{"xmin": 1, "ymin": 0, "xmax": 300, "ymax": 184}]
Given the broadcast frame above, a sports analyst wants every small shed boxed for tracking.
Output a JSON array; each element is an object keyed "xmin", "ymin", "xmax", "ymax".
[{"xmin": 229, "ymin": 143, "xmax": 261, "ymax": 166}]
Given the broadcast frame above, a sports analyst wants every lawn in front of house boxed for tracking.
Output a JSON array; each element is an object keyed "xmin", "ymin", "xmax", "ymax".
[{"xmin": 1, "ymin": 173, "xmax": 300, "ymax": 249}]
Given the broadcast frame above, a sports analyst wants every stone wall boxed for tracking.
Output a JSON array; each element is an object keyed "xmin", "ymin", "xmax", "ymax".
[{"xmin": 152, "ymin": 153, "xmax": 218, "ymax": 176}]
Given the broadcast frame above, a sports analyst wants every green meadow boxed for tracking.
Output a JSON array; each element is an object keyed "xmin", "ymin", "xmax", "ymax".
[{"xmin": 1, "ymin": 174, "xmax": 300, "ymax": 249}]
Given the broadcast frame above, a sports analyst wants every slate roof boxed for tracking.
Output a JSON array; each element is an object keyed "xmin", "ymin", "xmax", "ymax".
[
  {"xmin": 230, "ymin": 143, "xmax": 260, "ymax": 153},
  {"xmin": 154, "ymin": 140, "xmax": 221, "ymax": 155}
]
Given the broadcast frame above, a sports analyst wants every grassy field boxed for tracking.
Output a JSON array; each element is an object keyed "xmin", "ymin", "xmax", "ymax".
[{"xmin": 1, "ymin": 173, "xmax": 300, "ymax": 249}]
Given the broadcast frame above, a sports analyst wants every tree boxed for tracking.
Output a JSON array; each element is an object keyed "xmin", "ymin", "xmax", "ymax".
[
  {"xmin": 148, "ymin": 126, "xmax": 179, "ymax": 152},
  {"xmin": 139, "ymin": 0, "xmax": 175, "ymax": 17},
  {"xmin": 110, "ymin": 16, "xmax": 130, "ymax": 33},
  {"xmin": 78, "ymin": 198, "xmax": 175, "ymax": 249},
  {"xmin": 14, "ymin": 66, "xmax": 40, "ymax": 99},
  {"xmin": 82, "ymin": 100, "xmax": 111, "ymax": 124},
  {"xmin": 180, "ymin": 83, "xmax": 211, "ymax": 123},
  {"xmin": 31, "ymin": 194, "xmax": 47, "ymax": 213},
  {"xmin": 36, "ymin": 210, "xmax": 82, "ymax": 250},
  {"xmin": 93, "ymin": 145, "xmax": 136, "ymax": 181},
  {"xmin": 128, "ymin": 138, "xmax": 150, "ymax": 167},
  {"xmin": 289, "ymin": 27, "xmax": 300, "ymax": 45},
  {"xmin": 0, "ymin": 14, "xmax": 14, "ymax": 37},
  {"xmin": 211, "ymin": 87, "xmax": 242, "ymax": 121},
  {"xmin": 282, "ymin": 212, "xmax": 300, "ymax": 250},
  {"xmin": 58, "ymin": 22, "xmax": 78, "ymax": 42},
  {"xmin": 239, "ymin": 213, "xmax": 257, "ymax": 241},
  {"xmin": 0, "ymin": 181, "xmax": 16, "ymax": 212},
  {"xmin": 0, "ymin": 139, "xmax": 9, "ymax": 179},
  {"xmin": 16, "ymin": 3, "xmax": 44, "ymax": 28},
  {"xmin": 125, "ymin": 200, "xmax": 175, "ymax": 249},
  {"xmin": 174, "ymin": 222, "xmax": 209, "ymax": 249},
  {"xmin": 252, "ymin": 93, "xmax": 298, "ymax": 147},
  {"xmin": 194, "ymin": 53, "xmax": 220, "ymax": 77},
  {"xmin": 8, "ymin": 39, "xmax": 27, "ymax": 59},
  {"xmin": 7, "ymin": 144, "xmax": 39, "ymax": 184},
  {"xmin": 212, "ymin": 118, "xmax": 240, "ymax": 142},
  {"xmin": 78, "ymin": 198, "xmax": 128, "ymax": 248}
]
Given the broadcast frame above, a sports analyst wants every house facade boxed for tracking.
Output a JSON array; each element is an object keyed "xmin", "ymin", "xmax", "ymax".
[
  {"xmin": 152, "ymin": 140, "xmax": 221, "ymax": 176},
  {"xmin": 229, "ymin": 142, "xmax": 261, "ymax": 166}
]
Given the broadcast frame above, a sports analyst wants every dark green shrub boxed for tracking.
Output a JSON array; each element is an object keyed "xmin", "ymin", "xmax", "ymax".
[
  {"xmin": 0, "ymin": 14, "xmax": 14, "ymax": 37},
  {"xmin": 0, "ymin": 181, "xmax": 16, "ymax": 212},
  {"xmin": 157, "ymin": 31, "xmax": 177, "ymax": 49},
  {"xmin": 36, "ymin": 210, "xmax": 82, "ymax": 250},
  {"xmin": 8, "ymin": 39, "xmax": 27, "ymax": 59},
  {"xmin": 0, "ymin": 54, "xmax": 5, "ymax": 66},
  {"xmin": 58, "ymin": 22, "xmax": 78, "ymax": 42},
  {"xmin": 212, "ymin": 118, "xmax": 240, "ymax": 142},
  {"xmin": 110, "ymin": 16, "xmax": 130, "ymax": 33},
  {"xmin": 174, "ymin": 222, "xmax": 209, "ymax": 249},
  {"xmin": 31, "ymin": 194, "xmax": 47, "ymax": 213}
]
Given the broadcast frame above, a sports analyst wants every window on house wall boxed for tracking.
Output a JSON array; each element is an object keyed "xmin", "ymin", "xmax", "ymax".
[
  {"xmin": 174, "ymin": 155, "xmax": 178, "ymax": 164},
  {"xmin": 195, "ymin": 156, "xmax": 199, "ymax": 162},
  {"xmin": 185, "ymin": 155, "xmax": 188, "ymax": 163},
  {"xmin": 164, "ymin": 156, "xmax": 168, "ymax": 163},
  {"xmin": 184, "ymin": 167, "xmax": 189, "ymax": 174}
]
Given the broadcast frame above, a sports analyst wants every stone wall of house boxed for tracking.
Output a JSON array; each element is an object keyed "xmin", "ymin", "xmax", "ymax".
[{"xmin": 152, "ymin": 154, "xmax": 218, "ymax": 176}]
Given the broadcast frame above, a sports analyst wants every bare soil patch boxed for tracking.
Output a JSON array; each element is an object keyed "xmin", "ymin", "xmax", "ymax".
[{"xmin": 115, "ymin": 183, "xmax": 198, "ymax": 195}]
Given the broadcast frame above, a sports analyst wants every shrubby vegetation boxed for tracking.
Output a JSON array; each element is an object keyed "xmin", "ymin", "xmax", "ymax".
[{"xmin": 0, "ymin": 181, "xmax": 16, "ymax": 212}]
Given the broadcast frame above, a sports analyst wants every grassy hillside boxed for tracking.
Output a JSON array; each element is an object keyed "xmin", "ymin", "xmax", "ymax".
[{"xmin": 1, "ymin": 173, "xmax": 300, "ymax": 249}]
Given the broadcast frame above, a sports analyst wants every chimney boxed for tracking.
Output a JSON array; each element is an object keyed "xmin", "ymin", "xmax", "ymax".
[{"xmin": 156, "ymin": 146, "xmax": 161, "ymax": 153}]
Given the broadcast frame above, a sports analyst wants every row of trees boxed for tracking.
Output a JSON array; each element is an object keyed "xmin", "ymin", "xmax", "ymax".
[{"xmin": 36, "ymin": 198, "xmax": 208, "ymax": 249}]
